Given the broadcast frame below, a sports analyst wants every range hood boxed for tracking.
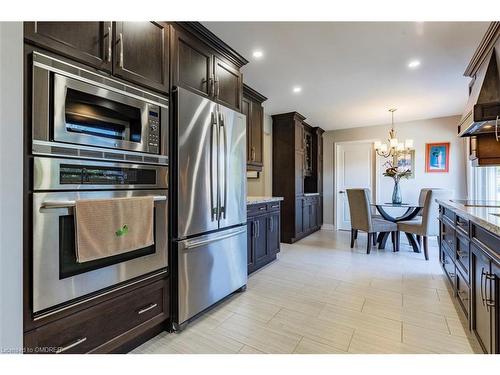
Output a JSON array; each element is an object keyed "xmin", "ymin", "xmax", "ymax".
[{"xmin": 458, "ymin": 48, "xmax": 500, "ymax": 137}]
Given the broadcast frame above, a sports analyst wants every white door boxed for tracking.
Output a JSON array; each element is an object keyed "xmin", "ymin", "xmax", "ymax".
[{"xmin": 336, "ymin": 142, "xmax": 374, "ymax": 231}]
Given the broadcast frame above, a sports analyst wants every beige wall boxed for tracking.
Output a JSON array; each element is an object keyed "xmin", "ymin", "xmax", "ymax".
[
  {"xmin": 323, "ymin": 115, "xmax": 468, "ymax": 227},
  {"xmin": 247, "ymin": 114, "xmax": 272, "ymax": 196}
]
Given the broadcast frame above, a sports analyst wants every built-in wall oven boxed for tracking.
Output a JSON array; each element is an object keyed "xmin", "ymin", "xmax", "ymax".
[
  {"xmin": 32, "ymin": 157, "xmax": 168, "ymax": 316},
  {"xmin": 31, "ymin": 52, "xmax": 168, "ymax": 165}
]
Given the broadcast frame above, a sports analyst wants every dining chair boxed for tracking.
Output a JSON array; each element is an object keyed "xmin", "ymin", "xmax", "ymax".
[
  {"xmin": 397, "ymin": 188, "xmax": 450, "ymax": 260},
  {"xmin": 346, "ymin": 188, "xmax": 398, "ymax": 254}
]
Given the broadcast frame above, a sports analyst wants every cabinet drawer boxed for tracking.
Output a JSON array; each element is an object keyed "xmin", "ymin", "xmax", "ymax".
[
  {"xmin": 25, "ymin": 279, "xmax": 167, "ymax": 354},
  {"xmin": 442, "ymin": 207, "xmax": 456, "ymax": 222},
  {"xmin": 442, "ymin": 249, "xmax": 456, "ymax": 288},
  {"xmin": 441, "ymin": 220, "xmax": 455, "ymax": 252},
  {"xmin": 456, "ymin": 232, "xmax": 471, "ymax": 279},
  {"xmin": 472, "ymin": 224, "xmax": 500, "ymax": 259},
  {"xmin": 456, "ymin": 214, "xmax": 469, "ymax": 235},
  {"xmin": 456, "ymin": 269, "xmax": 470, "ymax": 318},
  {"xmin": 247, "ymin": 203, "xmax": 268, "ymax": 216},
  {"xmin": 267, "ymin": 201, "xmax": 281, "ymax": 212}
]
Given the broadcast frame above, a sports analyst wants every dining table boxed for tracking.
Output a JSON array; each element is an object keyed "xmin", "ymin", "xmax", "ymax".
[{"xmin": 370, "ymin": 202, "xmax": 423, "ymax": 252}]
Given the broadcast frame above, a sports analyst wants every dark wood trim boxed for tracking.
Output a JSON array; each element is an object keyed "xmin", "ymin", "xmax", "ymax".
[
  {"xmin": 464, "ymin": 22, "xmax": 500, "ymax": 77},
  {"xmin": 243, "ymin": 83, "xmax": 267, "ymax": 103},
  {"xmin": 172, "ymin": 22, "xmax": 248, "ymax": 68}
]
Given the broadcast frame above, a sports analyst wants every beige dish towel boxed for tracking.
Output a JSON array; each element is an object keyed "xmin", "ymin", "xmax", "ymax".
[{"xmin": 75, "ymin": 196, "xmax": 154, "ymax": 263}]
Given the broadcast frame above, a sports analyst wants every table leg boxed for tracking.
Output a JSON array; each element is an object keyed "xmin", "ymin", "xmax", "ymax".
[
  {"xmin": 378, "ymin": 232, "xmax": 390, "ymax": 249},
  {"xmin": 405, "ymin": 233, "xmax": 421, "ymax": 253}
]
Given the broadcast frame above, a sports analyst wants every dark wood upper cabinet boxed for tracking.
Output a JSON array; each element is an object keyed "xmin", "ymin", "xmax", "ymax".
[
  {"xmin": 171, "ymin": 26, "xmax": 213, "ymax": 97},
  {"xmin": 215, "ymin": 57, "xmax": 242, "ymax": 111},
  {"xmin": 170, "ymin": 23, "xmax": 247, "ymax": 112},
  {"xmin": 24, "ymin": 22, "xmax": 113, "ymax": 71},
  {"xmin": 303, "ymin": 126, "xmax": 313, "ymax": 177},
  {"xmin": 113, "ymin": 22, "xmax": 169, "ymax": 93},
  {"xmin": 243, "ymin": 85, "xmax": 267, "ymax": 171}
]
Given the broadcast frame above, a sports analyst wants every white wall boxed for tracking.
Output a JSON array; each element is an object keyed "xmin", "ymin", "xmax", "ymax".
[
  {"xmin": 247, "ymin": 113, "xmax": 272, "ymax": 196},
  {"xmin": 0, "ymin": 22, "xmax": 23, "ymax": 353},
  {"xmin": 323, "ymin": 115, "xmax": 468, "ymax": 227}
]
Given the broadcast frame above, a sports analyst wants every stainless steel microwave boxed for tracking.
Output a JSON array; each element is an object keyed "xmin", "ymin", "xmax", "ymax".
[{"xmin": 31, "ymin": 52, "xmax": 168, "ymax": 164}]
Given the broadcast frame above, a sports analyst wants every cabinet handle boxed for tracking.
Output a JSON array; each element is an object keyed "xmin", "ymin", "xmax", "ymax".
[
  {"xmin": 259, "ymin": 206, "xmax": 266, "ymax": 211},
  {"xmin": 251, "ymin": 147, "xmax": 255, "ymax": 161},
  {"xmin": 480, "ymin": 267, "xmax": 486, "ymax": 307},
  {"xmin": 138, "ymin": 303, "xmax": 158, "ymax": 315},
  {"xmin": 457, "ymin": 250, "xmax": 468, "ymax": 258},
  {"xmin": 107, "ymin": 25, "xmax": 112, "ymax": 62},
  {"xmin": 485, "ymin": 273, "xmax": 496, "ymax": 308},
  {"xmin": 55, "ymin": 337, "xmax": 87, "ymax": 354},
  {"xmin": 206, "ymin": 77, "xmax": 214, "ymax": 97},
  {"xmin": 495, "ymin": 115, "xmax": 499, "ymax": 142},
  {"xmin": 215, "ymin": 77, "xmax": 220, "ymax": 98},
  {"xmin": 256, "ymin": 221, "xmax": 260, "ymax": 237},
  {"xmin": 119, "ymin": 32, "xmax": 124, "ymax": 68},
  {"xmin": 271, "ymin": 204, "xmax": 279, "ymax": 209},
  {"xmin": 269, "ymin": 216, "xmax": 273, "ymax": 232}
]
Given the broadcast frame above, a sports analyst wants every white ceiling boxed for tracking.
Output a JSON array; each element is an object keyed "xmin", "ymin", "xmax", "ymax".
[{"xmin": 203, "ymin": 22, "xmax": 489, "ymax": 130}]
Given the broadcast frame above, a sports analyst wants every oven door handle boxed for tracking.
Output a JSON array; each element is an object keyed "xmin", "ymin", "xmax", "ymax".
[{"xmin": 40, "ymin": 195, "xmax": 167, "ymax": 209}]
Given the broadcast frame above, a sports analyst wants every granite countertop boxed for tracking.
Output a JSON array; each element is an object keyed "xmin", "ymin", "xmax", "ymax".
[
  {"xmin": 437, "ymin": 199, "xmax": 500, "ymax": 236},
  {"xmin": 247, "ymin": 196, "xmax": 284, "ymax": 205}
]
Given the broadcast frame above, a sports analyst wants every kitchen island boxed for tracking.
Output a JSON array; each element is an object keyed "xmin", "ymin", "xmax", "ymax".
[
  {"xmin": 437, "ymin": 199, "xmax": 499, "ymax": 354},
  {"xmin": 247, "ymin": 197, "xmax": 284, "ymax": 274}
]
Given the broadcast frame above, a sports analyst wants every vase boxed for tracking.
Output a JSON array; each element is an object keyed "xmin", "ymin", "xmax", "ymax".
[{"xmin": 392, "ymin": 180, "xmax": 402, "ymax": 205}]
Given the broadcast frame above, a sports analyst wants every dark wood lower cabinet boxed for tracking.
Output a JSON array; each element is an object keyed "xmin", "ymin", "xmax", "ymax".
[
  {"xmin": 438, "ymin": 204, "xmax": 499, "ymax": 354},
  {"xmin": 24, "ymin": 277, "xmax": 169, "ymax": 354},
  {"xmin": 247, "ymin": 202, "xmax": 281, "ymax": 274}
]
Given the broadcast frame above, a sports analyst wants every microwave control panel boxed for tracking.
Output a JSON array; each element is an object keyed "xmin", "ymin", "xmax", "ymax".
[{"xmin": 147, "ymin": 105, "xmax": 160, "ymax": 153}]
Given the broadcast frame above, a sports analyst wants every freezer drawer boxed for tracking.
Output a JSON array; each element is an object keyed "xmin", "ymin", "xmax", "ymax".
[{"xmin": 177, "ymin": 226, "xmax": 247, "ymax": 325}]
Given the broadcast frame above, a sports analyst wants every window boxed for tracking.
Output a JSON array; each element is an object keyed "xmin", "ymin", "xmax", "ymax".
[{"xmin": 470, "ymin": 165, "xmax": 500, "ymax": 201}]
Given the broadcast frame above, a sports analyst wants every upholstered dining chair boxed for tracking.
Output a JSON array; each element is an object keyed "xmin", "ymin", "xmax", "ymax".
[
  {"xmin": 346, "ymin": 188, "xmax": 398, "ymax": 254},
  {"xmin": 397, "ymin": 188, "xmax": 450, "ymax": 260}
]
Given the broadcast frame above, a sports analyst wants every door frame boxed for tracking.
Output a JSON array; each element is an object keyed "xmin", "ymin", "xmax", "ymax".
[{"xmin": 334, "ymin": 139, "xmax": 380, "ymax": 231}]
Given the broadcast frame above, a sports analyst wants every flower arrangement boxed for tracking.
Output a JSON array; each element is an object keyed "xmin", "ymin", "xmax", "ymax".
[{"xmin": 383, "ymin": 161, "xmax": 412, "ymax": 182}]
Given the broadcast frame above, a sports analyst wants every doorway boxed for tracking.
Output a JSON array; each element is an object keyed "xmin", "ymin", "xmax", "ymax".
[{"xmin": 335, "ymin": 141, "xmax": 377, "ymax": 231}]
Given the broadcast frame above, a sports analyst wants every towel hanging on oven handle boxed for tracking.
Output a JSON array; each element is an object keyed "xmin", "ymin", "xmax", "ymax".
[{"xmin": 40, "ymin": 195, "xmax": 167, "ymax": 209}]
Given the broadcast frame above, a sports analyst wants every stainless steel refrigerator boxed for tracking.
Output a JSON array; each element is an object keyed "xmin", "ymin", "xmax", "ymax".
[{"xmin": 172, "ymin": 87, "xmax": 247, "ymax": 328}]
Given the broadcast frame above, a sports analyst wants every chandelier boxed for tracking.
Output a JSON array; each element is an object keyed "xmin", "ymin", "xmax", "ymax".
[{"xmin": 374, "ymin": 109, "xmax": 413, "ymax": 158}]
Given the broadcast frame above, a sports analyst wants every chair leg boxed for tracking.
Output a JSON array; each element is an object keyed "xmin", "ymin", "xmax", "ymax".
[
  {"xmin": 354, "ymin": 229, "xmax": 358, "ymax": 240},
  {"xmin": 372, "ymin": 232, "xmax": 377, "ymax": 245},
  {"xmin": 423, "ymin": 236, "xmax": 429, "ymax": 261},
  {"xmin": 396, "ymin": 231, "xmax": 400, "ymax": 252},
  {"xmin": 391, "ymin": 232, "xmax": 396, "ymax": 252},
  {"xmin": 350, "ymin": 229, "xmax": 355, "ymax": 248},
  {"xmin": 366, "ymin": 233, "xmax": 371, "ymax": 254},
  {"xmin": 416, "ymin": 235, "xmax": 422, "ymax": 249}
]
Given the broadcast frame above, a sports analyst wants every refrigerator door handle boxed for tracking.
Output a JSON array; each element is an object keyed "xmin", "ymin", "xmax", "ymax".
[
  {"xmin": 210, "ymin": 111, "xmax": 218, "ymax": 221},
  {"xmin": 219, "ymin": 112, "xmax": 228, "ymax": 220},
  {"xmin": 183, "ymin": 227, "xmax": 247, "ymax": 250}
]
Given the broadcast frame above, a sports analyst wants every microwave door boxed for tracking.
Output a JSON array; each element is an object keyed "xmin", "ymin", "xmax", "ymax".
[
  {"xmin": 52, "ymin": 73, "xmax": 150, "ymax": 153},
  {"xmin": 217, "ymin": 104, "xmax": 246, "ymax": 230},
  {"xmin": 175, "ymin": 87, "xmax": 218, "ymax": 239}
]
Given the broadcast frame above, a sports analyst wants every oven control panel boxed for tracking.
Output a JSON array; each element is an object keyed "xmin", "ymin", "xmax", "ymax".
[{"xmin": 147, "ymin": 105, "xmax": 160, "ymax": 153}]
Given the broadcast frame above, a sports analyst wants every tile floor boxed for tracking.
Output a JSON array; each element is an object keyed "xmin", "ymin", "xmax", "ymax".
[{"xmin": 132, "ymin": 230, "xmax": 482, "ymax": 354}]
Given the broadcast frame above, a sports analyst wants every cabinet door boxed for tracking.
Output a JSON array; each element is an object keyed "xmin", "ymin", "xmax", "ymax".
[
  {"xmin": 311, "ymin": 200, "xmax": 318, "ymax": 229},
  {"xmin": 171, "ymin": 27, "xmax": 213, "ymax": 97},
  {"xmin": 24, "ymin": 22, "xmax": 112, "ymax": 71},
  {"xmin": 253, "ymin": 215, "xmax": 269, "ymax": 265},
  {"xmin": 247, "ymin": 220, "xmax": 255, "ymax": 274},
  {"xmin": 491, "ymin": 261, "xmax": 499, "ymax": 354},
  {"xmin": 295, "ymin": 151, "xmax": 304, "ymax": 196},
  {"xmin": 472, "ymin": 244, "xmax": 492, "ymax": 353},
  {"xmin": 242, "ymin": 97, "xmax": 252, "ymax": 165},
  {"xmin": 295, "ymin": 198, "xmax": 304, "ymax": 236},
  {"xmin": 114, "ymin": 22, "xmax": 168, "ymax": 93},
  {"xmin": 267, "ymin": 212, "xmax": 280, "ymax": 256},
  {"xmin": 214, "ymin": 57, "xmax": 242, "ymax": 111},
  {"xmin": 249, "ymin": 101, "xmax": 263, "ymax": 168},
  {"xmin": 303, "ymin": 202, "xmax": 311, "ymax": 233}
]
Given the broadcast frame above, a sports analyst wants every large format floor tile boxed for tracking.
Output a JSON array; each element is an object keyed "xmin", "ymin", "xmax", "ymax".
[{"xmin": 132, "ymin": 230, "xmax": 480, "ymax": 354}]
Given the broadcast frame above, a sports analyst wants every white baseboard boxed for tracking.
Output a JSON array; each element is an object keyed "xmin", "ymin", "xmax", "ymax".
[{"xmin": 321, "ymin": 224, "xmax": 335, "ymax": 231}]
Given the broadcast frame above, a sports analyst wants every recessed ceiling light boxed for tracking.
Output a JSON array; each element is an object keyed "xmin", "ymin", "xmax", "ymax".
[
  {"xmin": 292, "ymin": 86, "xmax": 302, "ymax": 93},
  {"xmin": 252, "ymin": 50, "xmax": 263, "ymax": 59},
  {"xmin": 408, "ymin": 60, "xmax": 421, "ymax": 69}
]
